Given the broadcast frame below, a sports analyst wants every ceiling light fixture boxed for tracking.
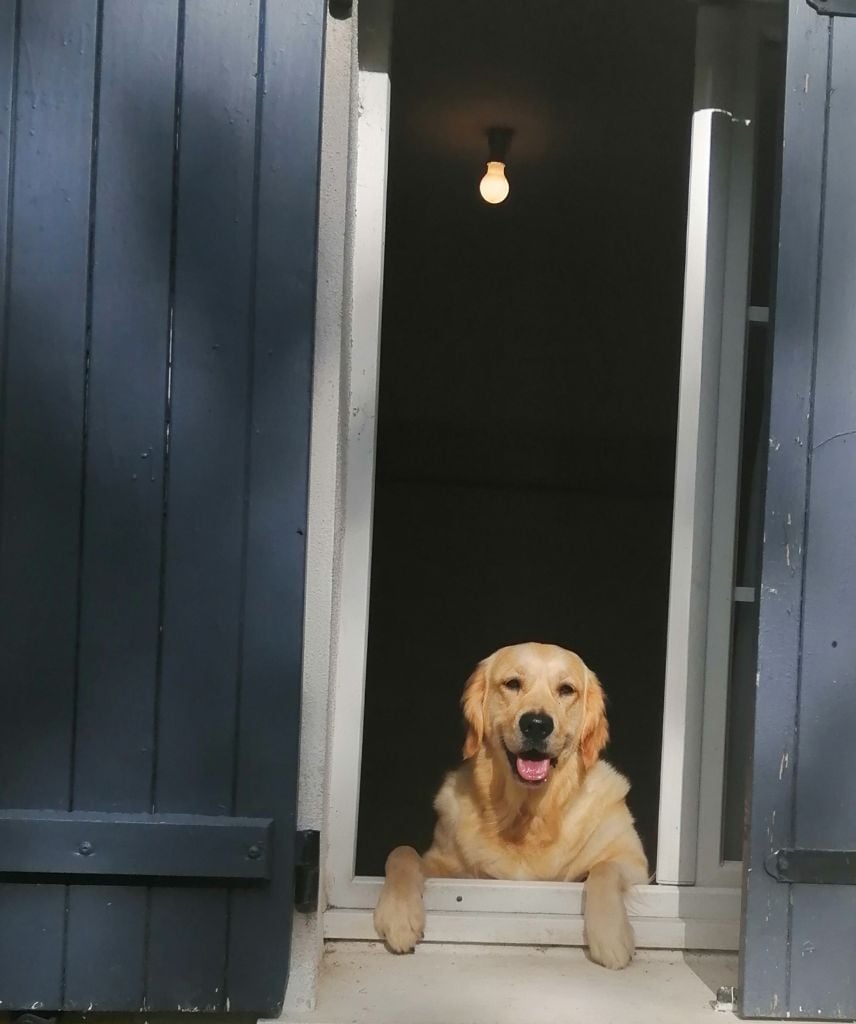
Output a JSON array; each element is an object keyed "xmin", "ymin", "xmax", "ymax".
[{"xmin": 479, "ymin": 127, "xmax": 513, "ymax": 205}]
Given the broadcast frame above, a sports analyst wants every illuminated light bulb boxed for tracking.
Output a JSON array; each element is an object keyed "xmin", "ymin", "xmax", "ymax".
[{"xmin": 479, "ymin": 160, "xmax": 510, "ymax": 204}]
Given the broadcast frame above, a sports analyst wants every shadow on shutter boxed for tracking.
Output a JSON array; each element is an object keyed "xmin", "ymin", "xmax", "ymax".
[
  {"xmin": 741, "ymin": 5, "xmax": 856, "ymax": 1019},
  {"xmin": 0, "ymin": 0, "xmax": 325, "ymax": 1014}
]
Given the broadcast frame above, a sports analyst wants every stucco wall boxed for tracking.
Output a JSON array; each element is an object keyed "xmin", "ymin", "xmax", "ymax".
[{"xmin": 279, "ymin": 6, "xmax": 358, "ymax": 1015}]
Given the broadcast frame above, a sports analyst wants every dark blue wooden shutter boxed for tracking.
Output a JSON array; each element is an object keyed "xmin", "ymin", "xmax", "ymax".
[
  {"xmin": 741, "ymin": 2, "xmax": 856, "ymax": 1019},
  {"xmin": 0, "ymin": 0, "xmax": 324, "ymax": 1014}
]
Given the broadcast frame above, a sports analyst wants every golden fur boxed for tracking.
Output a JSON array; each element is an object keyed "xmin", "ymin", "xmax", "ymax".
[{"xmin": 374, "ymin": 642, "xmax": 649, "ymax": 969}]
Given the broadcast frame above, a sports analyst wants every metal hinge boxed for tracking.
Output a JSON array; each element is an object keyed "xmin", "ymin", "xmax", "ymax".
[
  {"xmin": 806, "ymin": 0, "xmax": 856, "ymax": 16},
  {"xmin": 329, "ymin": 0, "xmax": 352, "ymax": 19},
  {"xmin": 294, "ymin": 829, "xmax": 320, "ymax": 913},
  {"xmin": 766, "ymin": 848, "xmax": 856, "ymax": 884}
]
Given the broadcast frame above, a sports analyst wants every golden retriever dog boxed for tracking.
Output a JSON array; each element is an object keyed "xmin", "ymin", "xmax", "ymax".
[{"xmin": 373, "ymin": 642, "xmax": 648, "ymax": 969}]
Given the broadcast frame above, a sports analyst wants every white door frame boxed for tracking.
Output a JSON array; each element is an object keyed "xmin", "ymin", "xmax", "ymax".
[
  {"xmin": 657, "ymin": 3, "xmax": 777, "ymax": 891},
  {"xmin": 324, "ymin": 6, "xmax": 777, "ymax": 951},
  {"xmin": 325, "ymin": 68, "xmax": 391, "ymax": 911}
]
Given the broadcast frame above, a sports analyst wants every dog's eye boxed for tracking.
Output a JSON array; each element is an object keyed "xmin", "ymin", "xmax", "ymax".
[
  {"xmin": 558, "ymin": 683, "xmax": 575, "ymax": 697},
  {"xmin": 504, "ymin": 678, "xmax": 522, "ymax": 692}
]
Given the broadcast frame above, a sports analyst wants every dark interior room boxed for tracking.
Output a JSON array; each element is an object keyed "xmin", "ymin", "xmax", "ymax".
[{"xmin": 356, "ymin": 0, "xmax": 699, "ymax": 876}]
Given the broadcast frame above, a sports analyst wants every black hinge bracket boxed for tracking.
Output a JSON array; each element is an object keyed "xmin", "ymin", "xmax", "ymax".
[
  {"xmin": 294, "ymin": 829, "xmax": 320, "ymax": 912},
  {"xmin": 806, "ymin": 0, "xmax": 856, "ymax": 16},
  {"xmin": 766, "ymin": 848, "xmax": 856, "ymax": 884},
  {"xmin": 329, "ymin": 0, "xmax": 352, "ymax": 19}
]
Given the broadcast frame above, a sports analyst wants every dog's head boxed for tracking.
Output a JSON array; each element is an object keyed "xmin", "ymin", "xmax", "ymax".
[{"xmin": 461, "ymin": 642, "xmax": 608, "ymax": 787}]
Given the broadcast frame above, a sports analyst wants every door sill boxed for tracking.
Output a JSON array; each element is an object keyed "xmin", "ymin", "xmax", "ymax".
[
  {"xmin": 324, "ymin": 908, "xmax": 738, "ymax": 951},
  {"xmin": 278, "ymin": 941, "xmax": 740, "ymax": 1024},
  {"xmin": 327, "ymin": 879, "xmax": 741, "ymax": 952}
]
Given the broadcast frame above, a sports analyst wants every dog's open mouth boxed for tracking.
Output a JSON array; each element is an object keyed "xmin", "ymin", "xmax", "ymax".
[{"xmin": 505, "ymin": 746, "xmax": 557, "ymax": 785}]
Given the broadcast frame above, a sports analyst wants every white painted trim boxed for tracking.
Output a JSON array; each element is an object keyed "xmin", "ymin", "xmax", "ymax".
[
  {"xmin": 657, "ymin": 6, "xmax": 763, "ymax": 888},
  {"xmin": 695, "ymin": 18, "xmax": 758, "ymax": 885},
  {"xmin": 699, "ymin": 860, "xmax": 743, "ymax": 891},
  {"xmin": 332, "ymin": 877, "xmax": 740, "ymax": 919},
  {"xmin": 323, "ymin": 880, "xmax": 737, "ymax": 950},
  {"xmin": 323, "ymin": 909, "xmax": 739, "ymax": 952},
  {"xmin": 326, "ymin": 879, "xmax": 740, "ymax": 951},
  {"xmin": 657, "ymin": 106, "xmax": 734, "ymax": 886},
  {"xmin": 326, "ymin": 70, "xmax": 391, "ymax": 908},
  {"xmin": 693, "ymin": 113, "xmax": 750, "ymax": 884}
]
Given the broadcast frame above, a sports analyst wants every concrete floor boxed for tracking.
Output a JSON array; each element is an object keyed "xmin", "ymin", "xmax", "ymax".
[{"xmin": 282, "ymin": 941, "xmax": 741, "ymax": 1024}]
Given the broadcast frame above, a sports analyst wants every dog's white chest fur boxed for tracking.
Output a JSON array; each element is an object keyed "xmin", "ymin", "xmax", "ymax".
[{"xmin": 434, "ymin": 759, "xmax": 641, "ymax": 883}]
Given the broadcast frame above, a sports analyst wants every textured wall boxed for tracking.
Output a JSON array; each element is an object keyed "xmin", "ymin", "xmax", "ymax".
[{"xmin": 282, "ymin": 7, "xmax": 358, "ymax": 1015}]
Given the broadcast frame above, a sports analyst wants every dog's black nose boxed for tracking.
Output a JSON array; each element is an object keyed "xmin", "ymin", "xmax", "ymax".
[{"xmin": 519, "ymin": 712, "xmax": 554, "ymax": 742}]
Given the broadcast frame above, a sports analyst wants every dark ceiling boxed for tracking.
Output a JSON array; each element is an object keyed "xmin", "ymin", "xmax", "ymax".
[
  {"xmin": 388, "ymin": 0, "xmax": 697, "ymax": 201},
  {"xmin": 374, "ymin": 0, "xmax": 698, "ymax": 494}
]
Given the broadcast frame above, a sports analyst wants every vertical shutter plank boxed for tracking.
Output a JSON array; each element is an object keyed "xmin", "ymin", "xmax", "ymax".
[
  {"xmin": 147, "ymin": 0, "xmax": 261, "ymax": 1010},
  {"xmin": 64, "ymin": 2, "xmax": 180, "ymax": 1009},
  {"xmin": 789, "ymin": 18, "xmax": 856, "ymax": 1017},
  {"xmin": 0, "ymin": 1, "xmax": 98, "ymax": 1008},
  {"xmin": 739, "ymin": 0, "xmax": 830, "ymax": 1014},
  {"xmin": 226, "ymin": 0, "xmax": 324, "ymax": 1011}
]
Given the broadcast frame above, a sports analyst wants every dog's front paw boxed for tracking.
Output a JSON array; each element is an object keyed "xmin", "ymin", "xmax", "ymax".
[
  {"xmin": 586, "ymin": 911, "xmax": 635, "ymax": 970},
  {"xmin": 373, "ymin": 884, "xmax": 425, "ymax": 953}
]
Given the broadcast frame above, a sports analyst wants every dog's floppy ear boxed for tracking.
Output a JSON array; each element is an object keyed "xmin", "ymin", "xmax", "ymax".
[
  {"xmin": 579, "ymin": 667, "xmax": 609, "ymax": 769},
  {"xmin": 461, "ymin": 660, "xmax": 489, "ymax": 759}
]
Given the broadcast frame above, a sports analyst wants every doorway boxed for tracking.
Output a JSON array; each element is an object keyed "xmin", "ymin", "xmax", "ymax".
[
  {"xmin": 326, "ymin": 0, "xmax": 785, "ymax": 948},
  {"xmin": 355, "ymin": 0, "xmax": 697, "ymax": 875}
]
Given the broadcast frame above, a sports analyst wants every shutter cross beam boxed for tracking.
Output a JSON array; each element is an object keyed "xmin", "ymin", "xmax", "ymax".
[{"xmin": 0, "ymin": 810, "xmax": 273, "ymax": 880}]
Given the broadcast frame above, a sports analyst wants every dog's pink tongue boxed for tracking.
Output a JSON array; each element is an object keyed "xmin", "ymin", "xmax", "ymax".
[{"xmin": 517, "ymin": 756, "xmax": 550, "ymax": 783}]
